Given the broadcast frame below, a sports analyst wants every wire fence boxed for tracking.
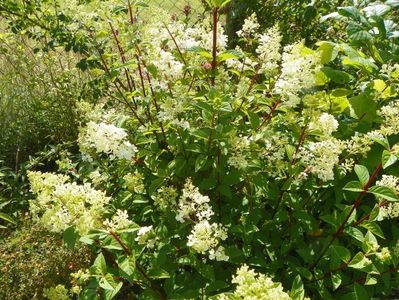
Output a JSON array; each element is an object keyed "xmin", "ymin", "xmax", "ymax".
[
  {"xmin": 139, "ymin": 0, "xmax": 208, "ymax": 22},
  {"xmin": 149, "ymin": 0, "xmax": 206, "ymax": 16}
]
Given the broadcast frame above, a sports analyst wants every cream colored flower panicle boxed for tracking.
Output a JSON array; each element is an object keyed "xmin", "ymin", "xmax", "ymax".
[
  {"xmin": 103, "ymin": 209, "xmax": 132, "ymax": 231},
  {"xmin": 274, "ymin": 43, "xmax": 321, "ymax": 107},
  {"xmin": 379, "ymin": 100, "xmax": 399, "ymax": 136},
  {"xmin": 177, "ymin": 179, "xmax": 229, "ymax": 261},
  {"xmin": 227, "ymin": 134, "xmax": 251, "ymax": 170},
  {"xmin": 154, "ymin": 186, "xmax": 178, "ymax": 210},
  {"xmin": 43, "ymin": 284, "xmax": 70, "ymax": 300},
  {"xmin": 309, "ymin": 113, "xmax": 339, "ymax": 136},
  {"xmin": 218, "ymin": 265, "xmax": 291, "ymax": 299},
  {"xmin": 176, "ymin": 178, "xmax": 214, "ymax": 223},
  {"xmin": 237, "ymin": 13, "xmax": 260, "ymax": 38},
  {"xmin": 299, "ymin": 139, "xmax": 343, "ymax": 181},
  {"xmin": 78, "ymin": 121, "xmax": 137, "ymax": 161},
  {"xmin": 28, "ymin": 171, "xmax": 110, "ymax": 235},
  {"xmin": 376, "ymin": 175, "xmax": 399, "ymax": 219},
  {"xmin": 187, "ymin": 220, "xmax": 228, "ymax": 261},
  {"xmin": 256, "ymin": 25, "xmax": 282, "ymax": 74}
]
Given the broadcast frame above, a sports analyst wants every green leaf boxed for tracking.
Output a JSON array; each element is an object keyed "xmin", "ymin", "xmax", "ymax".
[
  {"xmin": 99, "ymin": 274, "xmax": 117, "ymax": 291},
  {"xmin": 93, "ymin": 253, "xmax": 107, "ymax": 275},
  {"xmin": 316, "ymin": 41, "xmax": 339, "ymax": 64},
  {"xmin": 188, "ymin": 46, "xmax": 212, "ymax": 59},
  {"xmin": 354, "ymin": 165, "xmax": 369, "ymax": 186},
  {"xmin": 104, "ymin": 282, "xmax": 123, "ymax": 300},
  {"xmin": 363, "ymin": 4, "xmax": 391, "ymax": 17},
  {"xmin": 365, "ymin": 274, "xmax": 378, "ymax": 285},
  {"xmin": 205, "ymin": 281, "xmax": 230, "ymax": 293},
  {"xmin": 339, "ymin": 6, "xmax": 361, "ymax": 21},
  {"xmin": 382, "ymin": 150, "xmax": 398, "ymax": 169},
  {"xmin": 63, "ymin": 226, "xmax": 79, "ymax": 249},
  {"xmin": 368, "ymin": 135, "xmax": 390, "ymax": 149},
  {"xmin": 349, "ymin": 93, "xmax": 377, "ymax": 123},
  {"xmin": 0, "ymin": 212, "xmax": 16, "ymax": 224},
  {"xmin": 217, "ymin": 50, "xmax": 240, "ymax": 63},
  {"xmin": 362, "ymin": 231, "xmax": 378, "ymax": 253},
  {"xmin": 331, "ymin": 273, "xmax": 342, "ymax": 290},
  {"xmin": 343, "ymin": 56, "xmax": 378, "ymax": 73},
  {"xmin": 368, "ymin": 186, "xmax": 399, "ymax": 202},
  {"xmin": 348, "ymin": 252, "xmax": 372, "ymax": 269},
  {"xmin": 147, "ymin": 268, "xmax": 170, "ymax": 279},
  {"xmin": 345, "ymin": 227, "xmax": 365, "ymax": 242},
  {"xmin": 80, "ymin": 288, "xmax": 97, "ymax": 300},
  {"xmin": 118, "ymin": 255, "xmax": 136, "ymax": 280},
  {"xmin": 354, "ymin": 283, "xmax": 369, "ymax": 300},
  {"xmin": 347, "ymin": 22, "xmax": 373, "ymax": 42},
  {"xmin": 195, "ymin": 154, "xmax": 207, "ymax": 172},
  {"xmin": 360, "ymin": 221, "xmax": 385, "ymax": 239},
  {"xmin": 321, "ymin": 67, "xmax": 352, "ymax": 84},
  {"xmin": 148, "ymin": 177, "xmax": 164, "ymax": 195},
  {"xmin": 331, "ymin": 245, "xmax": 351, "ymax": 263},
  {"xmin": 343, "ymin": 181, "xmax": 364, "ymax": 193},
  {"xmin": 290, "ymin": 275, "xmax": 305, "ymax": 300}
]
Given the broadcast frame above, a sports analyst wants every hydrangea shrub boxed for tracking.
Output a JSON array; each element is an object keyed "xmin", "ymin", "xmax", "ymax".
[{"xmin": 20, "ymin": 0, "xmax": 399, "ymax": 299}]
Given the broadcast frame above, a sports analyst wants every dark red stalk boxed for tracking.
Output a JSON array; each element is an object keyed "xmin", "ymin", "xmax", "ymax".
[
  {"xmin": 310, "ymin": 163, "xmax": 383, "ymax": 269},
  {"xmin": 211, "ymin": 7, "xmax": 218, "ymax": 86}
]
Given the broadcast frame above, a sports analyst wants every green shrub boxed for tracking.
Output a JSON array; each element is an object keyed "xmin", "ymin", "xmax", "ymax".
[
  {"xmin": 0, "ymin": 219, "xmax": 92, "ymax": 300},
  {"xmin": 2, "ymin": 0, "xmax": 399, "ymax": 299},
  {"xmin": 0, "ymin": 31, "xmax": 94, "ymax": 167}
]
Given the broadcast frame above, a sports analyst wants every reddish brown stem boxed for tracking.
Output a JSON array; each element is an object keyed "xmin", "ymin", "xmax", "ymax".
[
  {"xmin": 108, "ymin": 230, "xmax": 166, "ymax": 300},
  {"xmin": 310, "ymin": 163, "xmax": 383, "ymax": 270},
  {"xmin": 291, "ymin": 122, "xmax": 309, "ymax": 165},
  {"xmin": 211, "ymin": 7, "xmax": 218, "ymax": 86},
  {"xmin": 256, "ymin": 100, "xmax": 280, "ymax": 131},
  {"xmin": 127, "ymin": 0, "xmax": 135, "ymax": 24},
  {"xmin": 109, "ymin": 22, "xmax": 136, "ymax": 104}
]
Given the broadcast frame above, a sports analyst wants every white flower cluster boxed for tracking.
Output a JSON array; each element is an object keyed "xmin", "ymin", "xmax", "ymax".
[
  {"xmin": 345, "ymin": 134, "xmax": 374, "ymax": 157},
  {"xmin": 274, "ymin": 43, "xmax": 321, "ymax": 107},
  {"xmin": 256, "ymin": 25, "xmax": 282, "ymax": 74},
  {"xmin": 44, "ymin": 284, "xmax": 70, "ymax": 300},
  {"xmin": 88, "ymin": 170, "xmax": 108, "ymax": 187},
  {"xmin": 381, "ymin": 63, "xmax": 399, "ymax": 79},
  {"xmin": 152, "ymin": 50, "xmax": 184, "ymax": 79},
  {"xmin": 135, "ymin": 225, "xmax": 156, "ymax": 248},
  {"xmin": 187, "ymin": 220, "xmax": 228, "ymax": 261},
  {"xmin": 218, "ymin": 265, "xmax": 291, "ymax": 300},
  {"xmin": 124, "ymin": 172, "xmax": 145, "ymax": 194},
  {"xmin": 376, "ymin": 175, "xmax": 399, "ymax": 219},
  {"xmin": 176, "ymin": 179, "xmax": 214, "ymax": 222},
  {"xmin": 155, "ymin": 186, "xmax": 178, "ymax": 210},
  {"xmin": 237, "ymin": 13, "xmax": 260, "ymax": 38},
  {"xmin": 259, "ymin": 130, "xmax": 288, "ymax": 173},
  {"xmin": 103, "ymin": 209, "xmax": 132, "ymax": 231},
  {"xmin": 28, "ymin": 171, "xmax": 110, "ymax": 235},
  {"xmin": 157, "ymin": 95, "xmax": 190, "ymax": 130},
  {"xmin": 177, "ymin": 179, "xmax": 228, "ymax": 261},
  {"xmin": 226, "ymin": 49, "xmax": 258, "ymax": 72},
  {"xmin": 70, "ymin": 269, "xmax": 90, "ymax": 294},
  {"xmin": 376, "ymin": 247, "xmax": 391, "ymax": 263},
  {"xmin": 78, "ymin": 122, "xmax": 137, "ymax": 161},
  {"xmin": 142, "ymin": 11, "xmax": 228, "ymax": 81},
  {"xmin": 378, "ymin": 100, "xmax": 399, "ymax": 136},
  {"xmin": 227, "ymin": 134, "xmax": 251, "ymax": 170},
  {"xmin": 309, "ymin": 113, "xmax": 339, "ymax": 136},
  {"xmin": 300, "ymin": 139, "xmax": 343, "ymax": 181}
]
